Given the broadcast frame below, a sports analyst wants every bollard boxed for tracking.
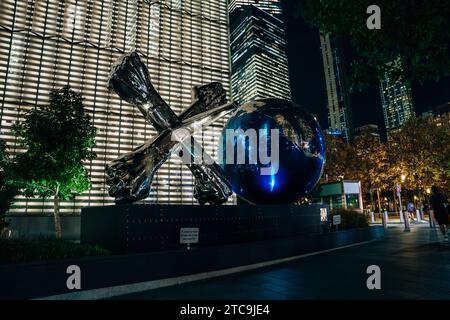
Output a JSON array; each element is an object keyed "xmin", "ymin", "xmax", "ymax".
[
  {"xmin": 370, "ymin": 211, "xmax": 375, "ymax": 223},
  {"xmin": 403, "ymin": 210, "xmax": 411, "ymax": 232},
  {"xmin": 416, "ymin": 209, "xmax": 422, "ymax": 222},
  {"xmin": 429, "ymin": 210, "xmax": 436, "ymax": 228},
  {"xmin": 382, "ymin": 210, "xmax": 388, "ymax": 229}
]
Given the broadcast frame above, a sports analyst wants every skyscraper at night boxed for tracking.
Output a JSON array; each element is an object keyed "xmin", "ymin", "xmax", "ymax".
[
  {"xmin": 380, "ymin": 63, "xmax": 414, "ymax": 131},
  {"xmin": 229, "ymin": 0, "xmax": 283, "ymax": 16},
  {"xmin": 0, "ymin": 0, "xmax": 231, "ymax": 214},
  {"xmin": 320, "ymin": 33, "xmax": 353, "ymax": 142},
  {"xmin": 229, "ymin": 1, "xmax": 291, "ymax": 104}
]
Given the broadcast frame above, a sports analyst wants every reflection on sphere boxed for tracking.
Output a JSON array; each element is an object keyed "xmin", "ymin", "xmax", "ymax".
[{"xmin": 220, "ymin": 98, "xmax": 325, "ymax": 204}]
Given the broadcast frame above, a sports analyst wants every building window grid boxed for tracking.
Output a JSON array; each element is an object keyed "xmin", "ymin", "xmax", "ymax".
[{"xmin": 0, "ymin": 0, "xmax": 233, "ymax": 214}]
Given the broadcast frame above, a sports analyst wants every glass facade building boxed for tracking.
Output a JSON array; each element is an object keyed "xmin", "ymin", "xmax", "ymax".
[
  {"xmin": 320, "ymin": 33, "xmax": 353, "ymax": 142},
  {"xmin": 229, "ymin": 0, "xmax": 282, "ymax": 16},
  {"xmin": 0, "ymin": 0, "xmax": 231, "ymax": 215},
  {"xmin": 229, "ymin": 2, "xmax": 291, "ymax": 105},
  {"xmin": 380, "ymin": 63, "xmax": 414, "ymax": 131}
]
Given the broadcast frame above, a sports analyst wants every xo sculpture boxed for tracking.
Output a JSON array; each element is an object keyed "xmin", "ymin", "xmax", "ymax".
[{"xmin": 106, "ymin": 52, "xmax": 237, "ymax": 205}]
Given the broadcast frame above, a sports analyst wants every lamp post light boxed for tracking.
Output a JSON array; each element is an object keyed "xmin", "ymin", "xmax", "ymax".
[
  {"xmin": 397, "ymin": 175, "xmax": 410, "ymax": 232},
  {"xmin": 396, "ymin": 183, "xmax": 404, "ymax": 222},
  {"xmin": 426, "ymin": 187, "xmax": 435, "ymax": 228}
]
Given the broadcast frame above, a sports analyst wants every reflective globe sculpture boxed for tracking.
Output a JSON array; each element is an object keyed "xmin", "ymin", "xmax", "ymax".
[{"xmin": 220, "ymin": 98, "xmax": 325, "ymax": 204}]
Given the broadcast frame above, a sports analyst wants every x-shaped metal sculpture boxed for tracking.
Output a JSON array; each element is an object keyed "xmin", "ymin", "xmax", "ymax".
[{"xmin": 106, "ymin": 52, "xmax": 237, "ymax": 205}]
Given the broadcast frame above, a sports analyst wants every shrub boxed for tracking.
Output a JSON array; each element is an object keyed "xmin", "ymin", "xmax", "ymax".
[
  {"xmin": 329, "ymin": 209, "xmax": 369, "ymax": 231},
  {"xmin": 0, "ymin": 238, "xmax": 110, "ymax": 265}
]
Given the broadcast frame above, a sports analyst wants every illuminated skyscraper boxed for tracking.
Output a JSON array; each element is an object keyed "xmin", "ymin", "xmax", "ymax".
[
  {"xmin": 229, "ymin": 2, "xmax": 291, "ymax": 104},
  {"xmin": 320, "ymin": 33, "xmax": 353, "ymax": 142},
  {"xmin": 380, "ymin": 60, "xmax": 414, "ymax": 131},
  {"xmin": 229, "ymin": 0, "xmax": 282, "ymax": 16},
  {"xmin": 0, "ymin": 0, "xmax": 231, "ymax": 214}
]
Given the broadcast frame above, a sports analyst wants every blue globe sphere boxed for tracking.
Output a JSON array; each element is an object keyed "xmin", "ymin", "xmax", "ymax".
[{"xmin": 220, "ymin": 98, "xmax": 325, "ymax": 204}]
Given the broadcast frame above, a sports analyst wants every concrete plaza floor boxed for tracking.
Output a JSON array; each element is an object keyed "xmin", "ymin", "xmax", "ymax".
[{"xmin": 112, "ymin": 223, "xmax": 450, "ymax": 300}]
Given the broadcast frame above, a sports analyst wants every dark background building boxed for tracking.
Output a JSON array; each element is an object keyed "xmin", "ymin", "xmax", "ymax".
[
  {"xmin": 281, "ymin": 0, "xmax": 450, "ymax": 139},
  {"xmin": 229, "ymin": 1, "xmax": 291, "ymax": 104},
  {"xmin": 320, "ymin": 33, "xmax": 353, "ymax": 142},
  {"xmin": 354, "ymin": 124, "xmax": 380, "ymax": 141}
]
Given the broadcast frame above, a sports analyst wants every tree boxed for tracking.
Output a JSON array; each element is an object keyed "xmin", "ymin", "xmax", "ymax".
[
  {"xmin": 322, "ymin": 134, "xmax": 357, "ymax": 183},
  {"xmin": 353, "ymin": 132, "xmax": 393, "ymax": 214},
  {"xmin": 13, "ymin": 86, "xmax": 96, "ymax": 238},
  {"xmin": 387, "ymin": 116, "xmax": 450, "ymax": 202},
  {"xmin": 321, "ymin": 117, "xmax": 449, "ymax": 213},
  {"xmin": 295, "ymin": 0, "xmax": 450, "ymax": 90},
  {"xmin": 0, "ymin": 138, "xmax": 18, "ymax": 222}
]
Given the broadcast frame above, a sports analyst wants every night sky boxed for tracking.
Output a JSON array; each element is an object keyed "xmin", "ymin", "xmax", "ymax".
[{"xmin": 281, "ymin": 0, "xmax": 450, "ymax": 135}]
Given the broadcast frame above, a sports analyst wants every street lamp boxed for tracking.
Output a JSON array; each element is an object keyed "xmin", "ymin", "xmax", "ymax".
[
  {"xmin": 397, "ymin": 174, "xmax": 410, "ymax": 232},
  {"xmin": 425, "ymin": 187, "xmax": 435, "ymax": 228}
]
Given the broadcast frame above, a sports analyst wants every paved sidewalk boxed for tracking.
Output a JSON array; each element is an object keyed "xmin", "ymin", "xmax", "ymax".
[{"xmin": 112, "ymin": 224, "xmax": 450, "ymax": 300}]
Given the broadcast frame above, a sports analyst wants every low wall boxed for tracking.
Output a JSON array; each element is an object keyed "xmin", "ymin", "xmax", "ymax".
[
  {"xmin": 81, "ymin": 204, "xmax": 325, "ymax": 253},
  {"xmin": 6, "ymin": 215, "xmax": 80, "ymax": 240},
  {"xmin": 0, "ymin": 226, "xmax": 384, "ymax": 300}
]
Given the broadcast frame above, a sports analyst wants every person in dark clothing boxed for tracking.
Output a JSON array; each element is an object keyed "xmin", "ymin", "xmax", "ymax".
[
  {"xmin": 407, "ymin": 202, "xmax": 415, "ymax": 221},
  {"xmin": 429, "ymin": 186, "xmax": 449, "ymax": 241}
]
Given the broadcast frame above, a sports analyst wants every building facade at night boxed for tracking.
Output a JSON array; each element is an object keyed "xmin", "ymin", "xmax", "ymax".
[
  {"xmin": 422, "ymin": 102, "xmax": 450, "ymax": 131},
  {"xmin": 354, "ymin": 124, "xmax": 380, "ymax": 142},
  {"xmin": 229, "ymin": 0, "xmax": 282, "ymax": 16},
  {"xmin": 380, "ymin": 62, "xmax": 414, "ymax": 131},
  {"xmin": 229, "ymin": 1, "xmax": 291, "ymax": 104},
  {"xmin": 320, "ymin": 33, "xmax": 353, "ymax": 142},
  {"xmin": 0, "ymin": 0, "xmax": 232, "ymax": 214}
]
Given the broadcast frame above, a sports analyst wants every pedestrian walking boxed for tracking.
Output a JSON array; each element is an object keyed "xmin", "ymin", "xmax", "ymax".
[
  {"xmin": 407, "ymin": 201, "xmax": 415, "ymax": 222},
  {"xmin": 429, "ymin": 186, "xmax": 449, "ymax": 241}
]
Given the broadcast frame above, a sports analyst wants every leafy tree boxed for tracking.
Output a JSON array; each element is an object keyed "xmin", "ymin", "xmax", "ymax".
[
  {"xmin": 295, "ymin": 0, "xmax": 450, "ymax": 90},
  {"xmin": 322, "ymin": 133, "xmax": 392, "ymax": 212},
  {"xmin": 13, "ymin": 86, "xmax": 96, "ymax": 238},
  {"xmin": 353, "ymin": 132, "xmax": 392, "ymax": 214},
  {"xmin": 387, "ymin": 116, "xmax": 450, "ymax": 202},
  {"xmin": 0, "ymin": 138, "xmax": 18, "ymax": 223},
  {"xmin": 321, "ymin": 117, "xmax": 449, "ymax": 212},
  {"xmin": 322, "ymin": 134, "xmax": 357, "ymax": 183}
]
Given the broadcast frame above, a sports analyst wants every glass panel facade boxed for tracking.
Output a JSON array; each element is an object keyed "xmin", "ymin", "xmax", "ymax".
[
  {"xmin": 380, "ymin": 60, "xmax": 414, "ymax": 131},
  {"xmin": 229, "ymin": 0, "xmax": 282, "ymax": 16},
  {"xmin": 0, "ymin": 0, "xmax": 232, "ymax": 215},
  {"xmin": 345, "ymin": 194, "xmax": 360, "ymax": 209},
  {"xmin": 229, "ymin": 2, "xmax": 291, "ymax": 105},
  {"xmin": 320, "ymin": 34, "xmax": 353, "ymax": 142}
]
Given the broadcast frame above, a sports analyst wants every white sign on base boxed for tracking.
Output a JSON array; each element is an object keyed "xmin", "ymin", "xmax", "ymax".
[
  {"xmin": 180, "ymin": 227, "xmax": 199, "ymax": 250},
  {"xmin": 333, "ymin": 215, "xmax": 341, "ymax": 226}
]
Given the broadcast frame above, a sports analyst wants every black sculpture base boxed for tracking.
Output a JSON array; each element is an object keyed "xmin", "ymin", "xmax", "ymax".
[{"xmin": 80, "ymin": 204, "xmax": 326, "ymax": 253}]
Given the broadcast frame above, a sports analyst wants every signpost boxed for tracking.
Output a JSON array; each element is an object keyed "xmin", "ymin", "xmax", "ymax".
[
  {"xmin": 320, "ymin": 207, "xmax": 328, "ymax": 222},
  {"xmin": 333, "ymin": 214, "xmax": 341, "ymax": 231},
  {"xmin": 180, "ymin": 227, "xmax": 199, "ymax": 250}
]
